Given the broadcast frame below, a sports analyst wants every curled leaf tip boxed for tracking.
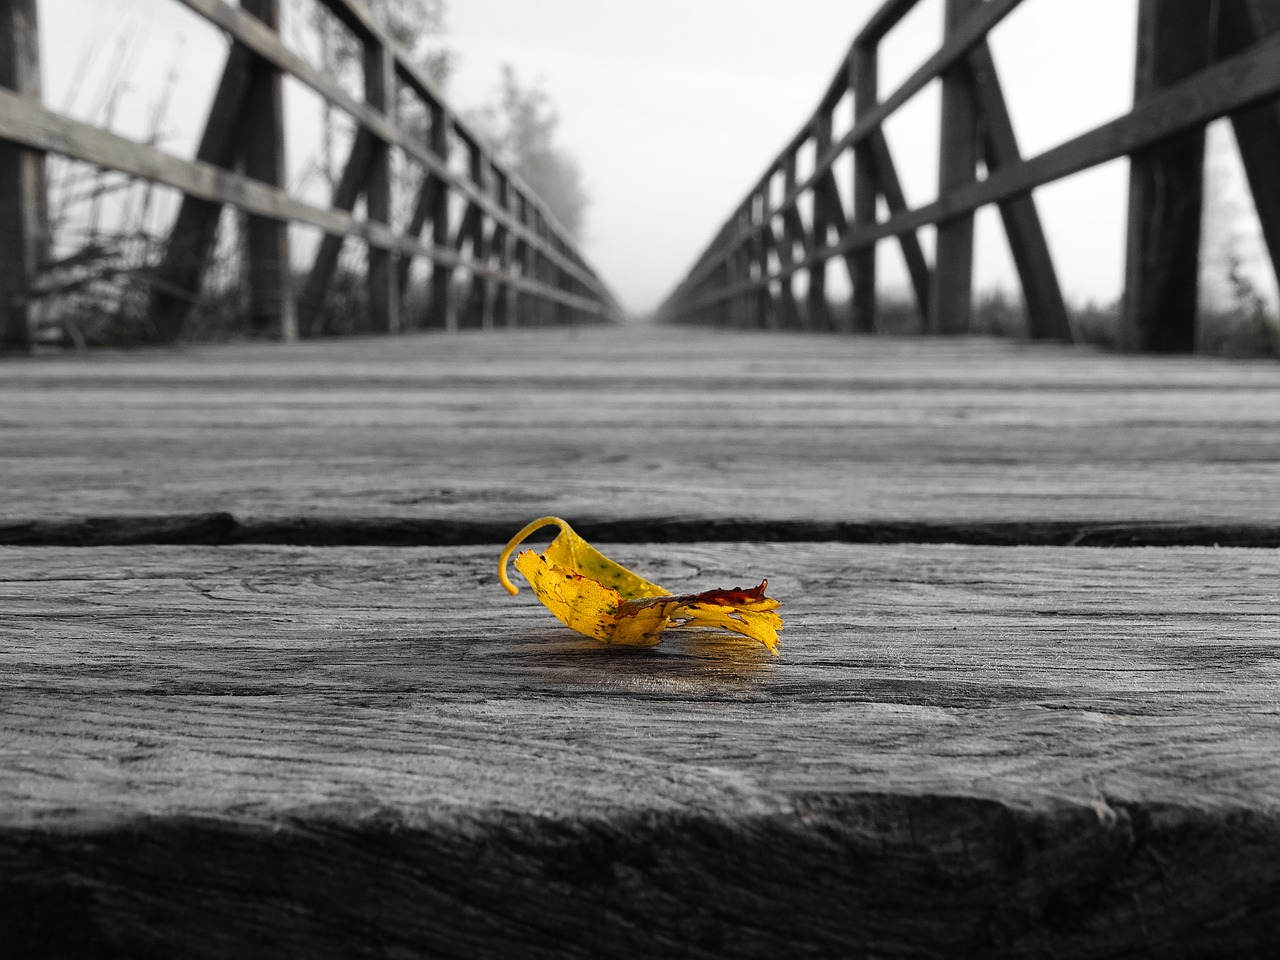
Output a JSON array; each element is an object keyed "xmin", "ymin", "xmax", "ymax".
[
  {"xmin": 499, "ymin": 517, "xmax": 783, "ymax": 654},
  {"xmin": 498, "ymin": 516, "xmax": 567, "ymax": 595}
]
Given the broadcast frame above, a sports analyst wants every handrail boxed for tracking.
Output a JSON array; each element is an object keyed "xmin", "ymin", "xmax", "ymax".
[
  {"xmin": 174, "ymin": 0, "xmax": 605, "ymax": 297},
  {"xmin": 672, "ymin": 32, "xmax": 1280, "ymax": 318},
  {"xmin": 0, "ymin": 0, "xmax": 618, "ymax": 350},
  {"xmin": 659, "ymin": 0, "xmax": 1280, "ymax": 353}
]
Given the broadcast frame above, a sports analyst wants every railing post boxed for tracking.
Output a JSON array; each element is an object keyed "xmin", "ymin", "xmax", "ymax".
[
  {"xmin": 238, "ymin": 0, "xmax": 295, "ymax": 341},
  {"xmin": 427, "ymin": 102, "xmax": 454, "ymax": 330},
  {"xmin": 850, "ymin": 43, "xmax": 878, "ymax": 333},
  {"xmin": 807, "ymin": 115, "xmax": 834, "ymax": 332},
  {"xmin": 752, "ymin": 192, "xmax": 771, "ymax": 329},
  {"xmin": 1120, "ymin": 0, "xmax": 1214, "ymax": 352},
  {"xmin": 492, "ymin": 172, "xmax": 513, "ymax": 328},
  {"xmin": 0, "ymin": 0, "xmax": 46, "ymax": 353},
  {"xmin": 364, "ymin": 39, "xmax": 400, "ymax": 335},
  {"xmin": 781, "ymin": 152, "xmax": 805, "ymax": 330},
  {"xmin": 929, "ymin": 0, "xmax": 981, "ymax": 335},
  {"xmin": 510, "ymin": 193, "xmax": 528, "ymax": 326}
]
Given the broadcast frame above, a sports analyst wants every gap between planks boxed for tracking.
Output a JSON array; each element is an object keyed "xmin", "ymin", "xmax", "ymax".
[{"xmin": 3, "ymin": 512, "xmax": 1280, "ymax": 547}]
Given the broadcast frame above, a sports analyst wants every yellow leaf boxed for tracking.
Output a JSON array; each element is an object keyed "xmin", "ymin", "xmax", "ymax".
[{"xmin": 498, "ymin": 516, "xmax": 783, "ymax": 654}]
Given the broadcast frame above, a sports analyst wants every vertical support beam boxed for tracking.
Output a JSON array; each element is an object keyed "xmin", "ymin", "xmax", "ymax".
[
  {"xmin": 509, "ymin": 193, "xmax": 528, "ymax": 326},
  {"xmin": 1219, "ymin": 0, "xmax": 1280, "ymax": 295},
  {"xmin": 462, "ymin": 150, "xmax": 494, "ymax": 330},
  {"xmin": 364, "ymin": 39, "xmax": 399, "ymax": 334},
  {"xmin": 807, "ymin": 116, "xmax": 834, "ymax": 332},
  {"xmin": 752, "ymin": 192, "xmax": 771, "ymax": 329},
  {"xmin": 149, "ymin": 45, "xmax": 254, "ymax": 340},
  {"xmin": 930, "ymin": 0, "xmax": 981, "ymax": 335},
  {"xmin": 427, "ymin": 103, "xmax": 454, "ymax": 330},
  {"xmin": 966, "ymin": 42, "xmax": 1072, "ymax": 342},
  {"xmin": 781, "ymin": 152, "xmax": 808, "ymax": 329},
  {"xmin": 0, "ymin": 0, "xmax": 46, "ymax": 352},
  {"xmin": 730, "ymin": 208, "xmax": 751, "ymax": 328},
  {"xmin": 239, "ymin": 0, "xmax": 296, "ymax": 341},
  {"xmin": 491, "ymin": 172, "xmax": 513, "ymax": 328},
  {"xmin": 850, "ymin": 44, "xmax": 878, "ymax": 333},
  {"xmin": 1120, "ymin": 0, "xmax": 1213, "ymax": 352}
]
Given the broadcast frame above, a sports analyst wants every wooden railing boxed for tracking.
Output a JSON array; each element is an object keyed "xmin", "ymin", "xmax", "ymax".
[
  {"xmin": 0, "ymin": 0, "xmax": 619, "ymax": 351},
  {"xmin": 659, "ymin": 0, "xmax": 1280, "ymax": 352}
]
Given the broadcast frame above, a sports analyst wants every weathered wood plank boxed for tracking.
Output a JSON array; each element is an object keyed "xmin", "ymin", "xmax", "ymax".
[
  {"xmin": 2, "ymin": 541, "xmax": 1278, "ymax": 957},
  {"xmin": 2, "ymin": 327, "xmax": 1279, "ymax": 530}
]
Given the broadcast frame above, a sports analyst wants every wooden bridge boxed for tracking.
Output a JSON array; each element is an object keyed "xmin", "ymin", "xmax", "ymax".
[{"xmin": 3, "ymin": 1, "xmax": 1280, "ymax": 957}]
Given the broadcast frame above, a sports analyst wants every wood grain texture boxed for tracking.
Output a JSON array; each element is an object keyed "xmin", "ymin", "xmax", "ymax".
[
  {"xmin": 2, "ymin": 326, "xmax": 1279, "ymax": 532},
  {"xmin": 3, "ymin": 541, "xmax": 1279, "ymax": 956}
]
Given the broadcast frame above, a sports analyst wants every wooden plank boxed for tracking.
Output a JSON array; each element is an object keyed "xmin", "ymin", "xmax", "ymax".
[
  {"xmin": 3, "ymin": 541, "xmax": 1279, "ymax": 956},
  {"xmin": 850, "ymin": 45, "xmax": 877, "ymax": 333},
  {"xmin": 966, "ymin": 42, "xmax": 1072, "ymax": 342},
  {"xmin": 930, "ymin": 0, "xmax": 981, "ymax": 336},
  {"xmin": 1119, "ymin": 0, "xmax": 1214, "ymax": 353},
  {"xmin": 1220, "ymin": 0, "xmax": 1280, "ymax": 293},
  {"xmin": 239, "ymin": 0, "xmax": 297, "ymax": 341},
  {"xmin": 149, "ymin": 45, "xmax": 255, "ymax": 341},
  {"xmin": 0, "ymin": 0, "xmax": 45, "ymax": 353},
  {"xmin": 363, "ymin": 41, "xmax": 400, "ymax": 335},
  {"xmin": 677, "ymin": 33, "xmax": 1280, "ymax": 319},
  {"xmin": 2, "ymin": 326, "xmax": 1280, "ymax": 530}
]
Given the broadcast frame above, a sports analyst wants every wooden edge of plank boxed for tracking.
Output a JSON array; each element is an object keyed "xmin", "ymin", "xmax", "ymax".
[{"xmin": 3, "ymin": 793, "xmax": 1278, "ymax": 958}]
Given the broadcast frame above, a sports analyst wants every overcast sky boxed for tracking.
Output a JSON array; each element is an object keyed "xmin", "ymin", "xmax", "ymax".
[{"xmin": 36, "ymin": 0, "xmax": 1276, "ymax": 316}]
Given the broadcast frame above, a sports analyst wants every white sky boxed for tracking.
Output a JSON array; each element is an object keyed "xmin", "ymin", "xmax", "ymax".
[{"xmin": 34, "ymin": 0, "xmax": 1278, "ymax": 316}]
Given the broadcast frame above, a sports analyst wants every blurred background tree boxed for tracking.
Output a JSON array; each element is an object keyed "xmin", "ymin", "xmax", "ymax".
[{"xmin": 466, "ymin": 65, "xmax": 591, "ymax": 242}]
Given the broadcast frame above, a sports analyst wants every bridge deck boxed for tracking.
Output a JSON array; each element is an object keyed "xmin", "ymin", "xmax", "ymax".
[{"xmin": 3, "ymin": 325, "xmax": 1280, "ymax": 957}]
